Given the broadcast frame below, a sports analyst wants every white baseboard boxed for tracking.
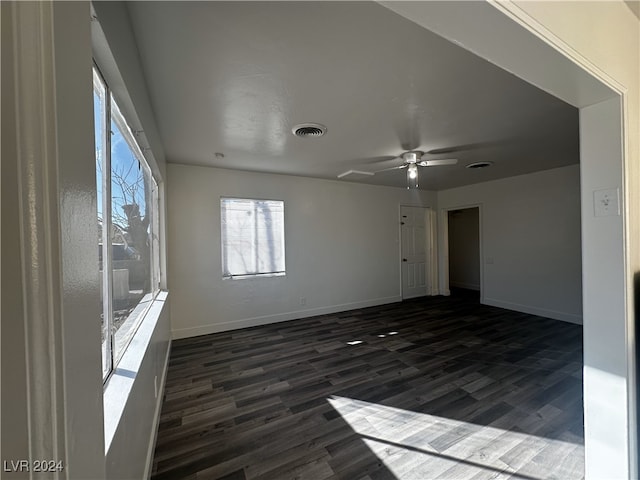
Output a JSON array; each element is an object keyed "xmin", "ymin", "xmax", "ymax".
[
  {"xmin": 171, "ymin": 295, "xmax": 402, "ymax": 339},
  {"xmin": 482, "ymin": 297, "xmax": 583, "ymax": 324},
  {"xmin": 143, "ymin": 341, "xmax": 171, "ymax": 479}
]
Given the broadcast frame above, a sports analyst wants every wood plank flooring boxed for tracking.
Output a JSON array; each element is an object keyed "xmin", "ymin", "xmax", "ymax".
[{"xmin": 151, "ymin": 291, "xmax": 584, "ymax": 480}]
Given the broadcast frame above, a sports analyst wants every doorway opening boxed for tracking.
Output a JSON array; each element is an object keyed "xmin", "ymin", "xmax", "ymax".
[
  {"xmin": 439, "ymin": 205, "xmax": 484, "ymax": 303},
  {"xmin": 447, "ymin": 206, "xmax": 481, "ymax": 302}
]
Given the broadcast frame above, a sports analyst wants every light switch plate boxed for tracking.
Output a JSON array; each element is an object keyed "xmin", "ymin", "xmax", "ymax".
[{"xmin": 594, "ymin": 188, "xmax": 620, "ymax": 217}]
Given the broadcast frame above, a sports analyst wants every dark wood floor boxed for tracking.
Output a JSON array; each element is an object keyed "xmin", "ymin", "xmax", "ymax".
[{"xmin": 151, "ymin": 291, "xmax": 584, "ymax": 480}]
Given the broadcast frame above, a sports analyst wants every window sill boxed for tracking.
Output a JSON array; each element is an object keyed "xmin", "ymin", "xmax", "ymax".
[
  {"xmin": 103, "ymin": 290, "xmax": 168, "ymax": 454},
  {"xmin": 112, "ymin": 291, "xmax": 156, "ymax": 368}
]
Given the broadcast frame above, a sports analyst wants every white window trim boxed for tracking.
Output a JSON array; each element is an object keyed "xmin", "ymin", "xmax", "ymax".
[{"xmin": 94, "ymin": 64, "xmax": 161, "ymax": 383}]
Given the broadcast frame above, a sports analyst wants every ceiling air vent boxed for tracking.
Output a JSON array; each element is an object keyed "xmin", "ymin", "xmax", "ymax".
[
  {"xmin": 466, "ymin": 161, "xmax": 493, "ymax": 169},
  {"xmin": 292, "ymin": 123, "xmax": 327, "ymax": 138}
]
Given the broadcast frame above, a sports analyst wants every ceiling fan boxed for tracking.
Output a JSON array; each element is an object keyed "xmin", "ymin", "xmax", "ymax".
[{"xmin": 369, "ymin": 151, "xmax": 458, "ymax": 188}]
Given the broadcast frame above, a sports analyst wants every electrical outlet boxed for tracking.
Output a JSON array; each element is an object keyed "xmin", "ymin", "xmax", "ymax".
[
  {"xmin": 594, "ymin": 188, "xmax": 620, "ymax": 217},
  {"xmin": 300, "ymin": 297, "xmax": 307, "ymax": 306},
  {"xmin": 154, "ymin": 375, "xmax": 158, "ymax": 399}
]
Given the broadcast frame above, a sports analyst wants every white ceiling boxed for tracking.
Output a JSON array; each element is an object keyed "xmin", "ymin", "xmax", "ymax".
[{"xmin": 127, "ymin": 1, "xmax": 579, "ymax": 191}]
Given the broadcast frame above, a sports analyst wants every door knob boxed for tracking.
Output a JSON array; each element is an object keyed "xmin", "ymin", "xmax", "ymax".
[{"xmin": 402, "ymin": 258, "xmax": 407, "ymax": 262}]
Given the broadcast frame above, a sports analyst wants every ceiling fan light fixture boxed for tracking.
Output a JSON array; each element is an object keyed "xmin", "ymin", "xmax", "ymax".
[
  {"xmin": 402, "ymin": 151, "xmax": 421, "ymax": 164},
  {"xmin": 407, "ymin": 164, "xmax": 419, "ymax": 189},
  {"xmin": 366, "ymin": 149, "xmax": 456, "ymax": 189}
]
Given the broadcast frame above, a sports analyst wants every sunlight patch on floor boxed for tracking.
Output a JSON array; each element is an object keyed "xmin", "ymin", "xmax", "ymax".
[{"xmin": 328, "ymin": 395, "xmax": 584, "ymax": 480}]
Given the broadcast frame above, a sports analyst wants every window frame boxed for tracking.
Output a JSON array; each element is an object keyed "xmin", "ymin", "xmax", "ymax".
[
  {"xmin": 94, "ymin": 63, "xmax": 161, "ymax": 384},
  {"xmin": 220, "ymin": 196, "xmax": 286, "ymax": 280}
]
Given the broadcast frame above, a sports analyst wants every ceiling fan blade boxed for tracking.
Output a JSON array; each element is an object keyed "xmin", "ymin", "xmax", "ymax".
[
  {"xmin": 360, "ymin": 155, "xmax": 400, "ymax": 165},
  {"xmin": 337, "ymin": 170, "xmax": 375, "ymax": 179},
  {"xmin": 374, "ymin": 164, "xmax": 407, "ymax": 174},
  {"xmin": 396, "ymin": 127, "xmax": 420, "ymax": 153},
  {"xmin": 426, "ymin": 141, "xmax": 506, "ymax": 155},
  {"xmin": 394, "ymin": 103, "xmax": 423, "ymax": 152},
  {"xmin": 419, "ymin": 158, "xmax": 458, "ymax": 167}
]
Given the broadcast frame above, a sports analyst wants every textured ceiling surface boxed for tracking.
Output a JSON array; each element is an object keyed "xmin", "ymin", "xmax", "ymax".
[{"xmin": 127, "ymin": 1, "xmax": 579, "ymax": 190}]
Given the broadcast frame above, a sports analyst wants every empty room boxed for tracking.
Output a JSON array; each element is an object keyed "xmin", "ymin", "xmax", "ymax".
[{"xmin": 2, "ymin": 2, "xmax": 639, "ymax": 480}]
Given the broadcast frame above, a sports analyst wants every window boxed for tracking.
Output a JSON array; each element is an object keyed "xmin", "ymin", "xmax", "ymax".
[
  {"xmin": 221, "ymin": 198, "xmax": 285, "ymax": 278},
  {"xmin": 94, "ymin": 66, "xmax": 160, "ymax": 382}
]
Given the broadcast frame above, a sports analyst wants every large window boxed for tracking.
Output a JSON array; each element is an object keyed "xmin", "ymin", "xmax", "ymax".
[
  {"xmin": 221, "ymin": 198, "xmax": 285, "ymax": 278},
  {"xmin": 94, "ymin": 66, "xmax": 160, "ymax": 381}
]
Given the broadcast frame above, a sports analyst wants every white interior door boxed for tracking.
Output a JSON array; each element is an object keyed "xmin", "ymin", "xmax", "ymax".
[{"xmin": 401, "ymin": 206, "xmax": 428, "ymax": 299}]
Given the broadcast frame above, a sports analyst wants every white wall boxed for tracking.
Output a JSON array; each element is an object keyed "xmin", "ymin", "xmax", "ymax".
[
  {"xmin": 448, "ymin": 208, "xmax": 480, "ymax": 291},
  {"xmin": 580, "ymin": 96, "xmax": 628, "ymax": 479},
  {"xmin": 54, "ymin": 4, "xmax": 107, "ymax": 475},
  {"xmin": 2, "ymin": 3, "xmax": 106, "ymax": 477},
  {"xmin": 438, "ymin": 165, "xmax": 582, "ymax": 324},
  {"xmin": 168, "ymin": 164, "xmax": 436, "ymax": 338}
]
